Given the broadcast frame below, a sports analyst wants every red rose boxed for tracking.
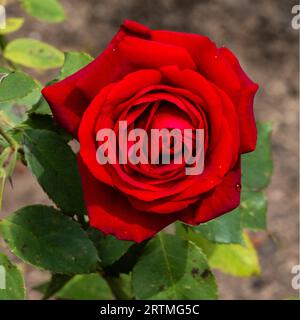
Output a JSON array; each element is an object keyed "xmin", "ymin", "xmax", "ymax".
[{"xmin": 42, "ymin": 20, "xmax": 258, "ymax": 243}]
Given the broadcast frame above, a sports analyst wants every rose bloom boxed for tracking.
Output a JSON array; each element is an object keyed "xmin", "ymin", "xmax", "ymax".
[{"xmin": 42, "ymin": 20, "xmax": 258, "ymax": 243}]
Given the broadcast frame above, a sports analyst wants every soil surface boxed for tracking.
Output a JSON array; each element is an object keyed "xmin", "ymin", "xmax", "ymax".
[{"xmin": 1, "ymin": 0, "xmax": 299, "ymax": 299}]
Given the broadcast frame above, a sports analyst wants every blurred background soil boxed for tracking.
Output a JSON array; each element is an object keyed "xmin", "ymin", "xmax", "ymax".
[{"xmin": 0, "ymin": 0, "xmax": 299, "ymax": 299}]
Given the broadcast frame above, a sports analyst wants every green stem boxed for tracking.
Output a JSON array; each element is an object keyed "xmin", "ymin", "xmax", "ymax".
[
  {"xmin": 0, "ymin": 126, "xmax": 18, "ymax": 150},
  {"xmin": 0, "ymin": 35, "xmax": 6, "ymax": 51}
]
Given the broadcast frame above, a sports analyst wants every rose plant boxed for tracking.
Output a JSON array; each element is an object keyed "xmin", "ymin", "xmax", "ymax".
[{"xmin": 0, "ymin": 0, "xmax": 272, "ymax": 300}]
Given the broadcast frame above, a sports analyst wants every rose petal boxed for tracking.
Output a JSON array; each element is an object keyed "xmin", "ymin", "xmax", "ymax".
[
  {"xmin": 117, "ymin": 35, "xmax": 196, "ymax": 72},
  {"xmin": 42, "ymin": 21, "xmax": 194, "ymax": 137},
  {"xmin": 180, "ymin": 159, "xmax": 241, "ymax": 224},
  {"xmin": 152, "ymin": 30, "xmax": 258, "ymax": 153},
  {"xmin": 79, "ymin": 69, "xmax": 161, "ymax": 186},
  {"xmin": 78, "ymin": 155, "xmax": 177, "ymax": 243},
  {"xmin": 219, "ymin": 47, "xmax": 259, "ymax": 153},
  {"xmin": 152, "ymin": 30, "xmax": 241, "ymax": 94}
]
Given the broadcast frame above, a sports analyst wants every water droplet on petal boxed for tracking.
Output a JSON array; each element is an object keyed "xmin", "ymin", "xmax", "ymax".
[
  {"xmin": 112, "ymin": 48, "xmax": 116, "ymax": 52},
  {"xmin": 235, "ymin": 183, "xmax": 241, "ymax": 192},
  {"xmin": 214, "ymin": 55, "xmax": 218, "ymax": 59}
]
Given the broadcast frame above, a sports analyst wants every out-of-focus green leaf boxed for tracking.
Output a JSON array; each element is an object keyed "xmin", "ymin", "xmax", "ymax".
[
  {"xmin": 193, "ymin": 209, "xmax": 242, "ymax": 244},
  {"xmin": 0, "ymin": 205, "xmax": 98, "ymax": 274},
  {"xmin": 0, "ymin": 18, "xmax": 24, "ymax": 35},
  {"xmin": 20, "ymin": 0, "xmax": 65, "ymax": 23},
  {"xmin": 188, "ymin": 230, "xmax": 260, "ymax": 277},
  {"xmin": 4, "ymin": 38, "xmax": 64, "ymax": 70},
  {"xmin": 240, "ymin": 191, "xmax": 267, "ymax": 230},
  {"xmin": 0, "ymin": 252, "xmax": 25, "ymax": 300},
  {"xmin": 242, "ymin": 122, "xmax": 273, "ymax": 191},
  {"xmin": 0, "ymin": 71, "xmax": 37, "ymax": 102},
  {"xmin": 56, "ymin": 274, "xmax": 113, "ymax": 300},
  {"xmin": 132, "ymin": 233, "xmax": 218, "ymax": 300},
  {"xmin": 59, "ymin": 51, "xmax": 93, "ymax": 80},
  {"xmin": 0, "ymin": 103, "xmax": 27, "ymax": 129},
  {"xmin": 0, "ymin": 67, "xmax": 11, "ymax": 74}
]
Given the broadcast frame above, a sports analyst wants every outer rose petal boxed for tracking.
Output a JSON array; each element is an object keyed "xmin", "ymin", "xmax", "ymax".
[
  {"xmin": 42, "ymin": 20, "xmax": 195, "ymax": 137},
  {"xmin": 77, "ymin": 155, "xmax": 177, "ymax": 243},
  {"xmin": 152, "ymin": 29, "xmax": 259, "ymax": 153},
  {"xmin": 180, "ymin": 159, "xmax": 241, "ymax": 225},
  {"xmin": 152, "ymin": 30, "xmax": 241, "ymax": 94},
  {"xmin": 219, "ymin": 47, "xmax": 259, "ymax": 153},
  {"xmin": 42, "ymin": 20, "xmax": 151, "ymax": 136}
]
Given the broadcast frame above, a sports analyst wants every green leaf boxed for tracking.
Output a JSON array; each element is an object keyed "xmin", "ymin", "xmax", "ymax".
[
  {"xmin": 56, "ymin": 274, "xmax": 113, "ymax": 300},
  {"xmin": 0, "ymin": 71, "xmax": 37, "ymax": 103},
  {"xmin": 20, "ymin": 0, "xmax": 65, "ymax": 23},
  {"xmin": 0, "ymin": 67, "xmax": 10, "ymax": 74},
  {"xmin": 99, "ymin": 236, "xmax": 134, "ymax": 268},
  {"xmin": 23, "ymin": 129, "xmax": 85, "ymax": 214},
  {"xmin": 242, "ymin": 122, "xmax": 273, "ymax": 191},
  {"xmin": 188, "ymin": 231, "xmax": 260, "ymax": 277},
  {"xmin": 4, "ymin": 38, "xmax": 64, "ymax": 70},
  {"xmin": 0, "ymin": 252, "xmax": 25, "ymax": 299},
  {"xmin": 22, "ymin": 114, "xmax": 71, "ymax": 141},
  {"xmin": 0, "ymin": 18, "xmax": 24, "ymax": 35},
  {"xmin": 59, "ymin": 52, "xmax": 93, "ymax": 80},
  {"xmin": 240, "ymin": 191, "xmax": 267, "ymax": 230},
  {"xmin": 193, "ymin": 209, "xmax": 242, "ymax": 244},
  {"xmin": 117, "ymin": 273, "xmax": 134, "ymax": 299},
  {"xmin": 29, "ymin": 96, "xmax": 52, "ymax": 115},
  {"xmin": 88, "ymin": 228, "xmax": 134, "ymax": 268},
  {"xmin": 28, "ymin": 79, "xmax": 56, "ymax": 115},
  {"xmin": 16, "ymin": 85, "xmax": 42, "ymax": 108},
  {"xmin": 0, "ymin": 205, "xmax": 98, "ymax": 274},
  {"xmin": 0, "ymin": 103, "xmax": 27, "ymax": 129},
  {"xmin": 132, "ymin": 233, "xmax": 218, "ymax": 300}
]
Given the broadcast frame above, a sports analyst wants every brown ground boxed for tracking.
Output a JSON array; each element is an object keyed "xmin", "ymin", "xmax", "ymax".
[{"xmin": 0, "ymin": 0, "xmax": 299, "ymax": 299}]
